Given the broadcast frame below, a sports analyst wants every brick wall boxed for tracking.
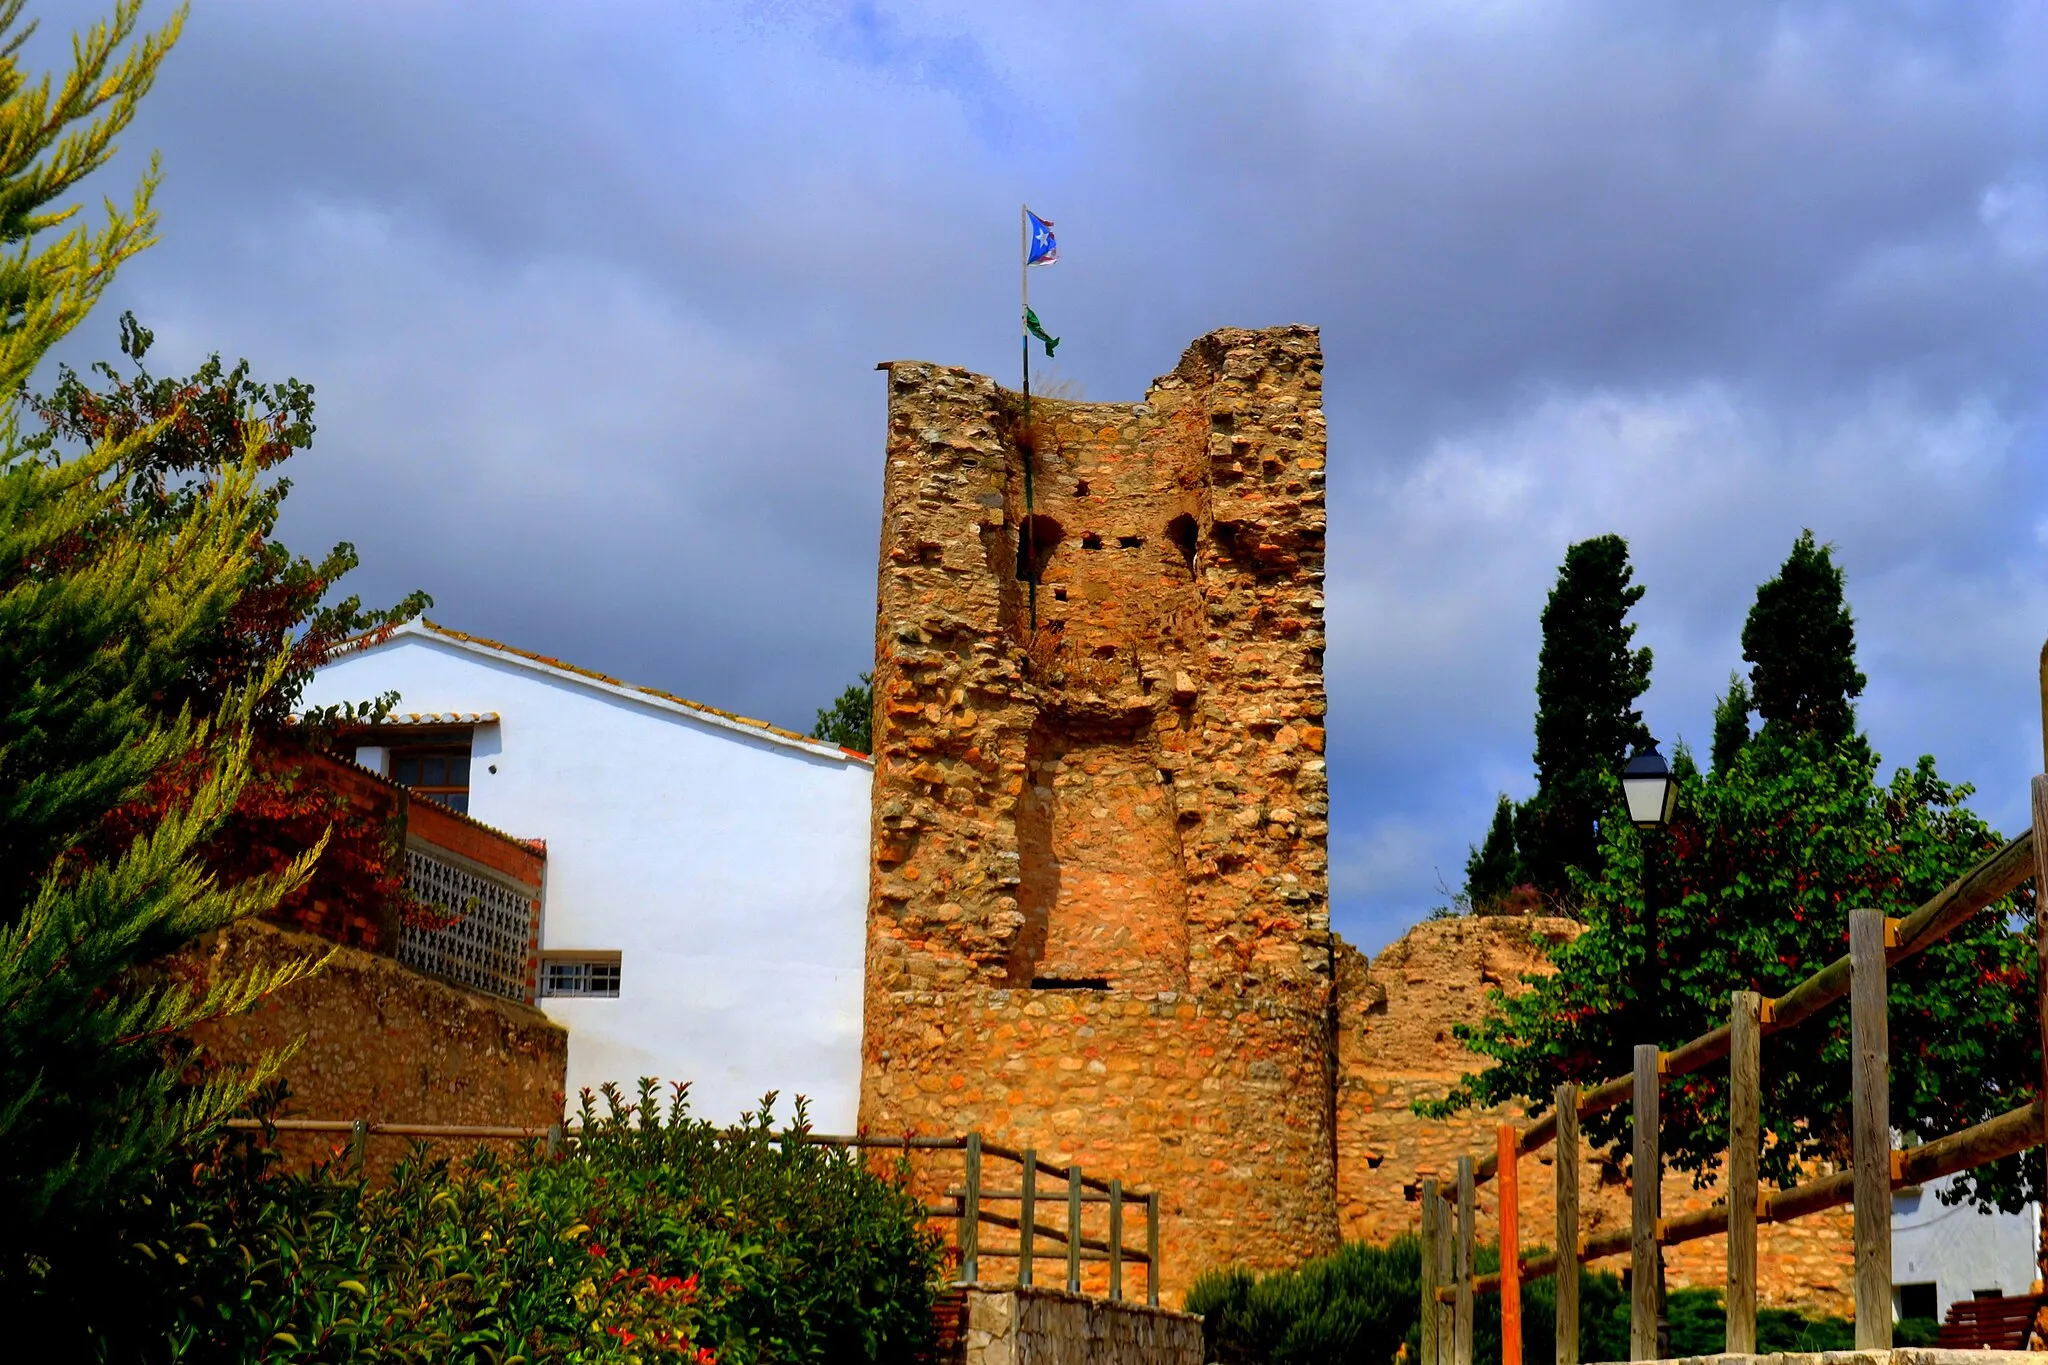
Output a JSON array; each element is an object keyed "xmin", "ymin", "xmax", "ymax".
[
  {"xmin": 185, "ymin": 919, "xmax": 567, "ymax": 1169},
  {"xmin": 859, "ymin": 327, "xmax": 1335, "ymax": 1302}
]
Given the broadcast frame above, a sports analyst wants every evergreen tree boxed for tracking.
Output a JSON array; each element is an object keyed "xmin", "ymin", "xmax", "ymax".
[
  {"xmin": 1709, "ymin": 672, "xmax": 1752, "ymax": 776},
  {"xmin": 1740, "ymin": 529, "xmax": 1865, "ymax": 750},
  {"xmin": 0, "ymin": 0, "xmax": 321, "ymax": 1291},
  {"xmin": 1464, "ymin": 793, "xmax": 1524, "ymax": 905},
  {"xmin": 812, "ymin": 671, "xmax": 873, "ymax": 753},
  {"xmin": 1513, "ymin": 535, "xmax": 1653, "ymax": 901}
]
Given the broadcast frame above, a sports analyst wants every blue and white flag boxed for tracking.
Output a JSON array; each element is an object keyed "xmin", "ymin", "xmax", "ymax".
[{"xmin": 1026, "ymin": 209, "xmax": 1057, "ymax": 266}]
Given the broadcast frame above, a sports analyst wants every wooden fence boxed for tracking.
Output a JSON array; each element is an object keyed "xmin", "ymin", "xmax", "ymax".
[
  {"xmin": 223, "ymin": 1118, "xmax": 1162, "ymax": 1306},
  {"xmin": 1416, "ymin": 777, "xmax": 2048, "ymax": 1365}
]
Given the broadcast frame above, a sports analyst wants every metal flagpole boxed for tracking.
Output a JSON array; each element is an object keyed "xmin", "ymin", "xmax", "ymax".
[{"xmin": 1020, "ymin": 203, "xmax": 1036, "ymax": 630}]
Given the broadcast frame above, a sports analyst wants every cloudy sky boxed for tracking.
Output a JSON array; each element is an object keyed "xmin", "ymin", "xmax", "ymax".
[{"xmin": 33, "ymin": 1, "xmax": 2048, "ymax": 952}]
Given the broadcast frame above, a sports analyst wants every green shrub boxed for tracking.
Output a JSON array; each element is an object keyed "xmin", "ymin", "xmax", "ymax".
[
  {"xmin": 1187, "ymin": 1242, "xmax": 1877, "ymax": 1365},
  {"xmin": 1894, "ymin": 1316, "xmax": 1941, "ymax": 1347},
  {"xmin": 1644, "ymin": 1286, "xmax": 1861, "ymax": 1357},
  {"xmin": 84, "ymin": 1081, "xmax": 945, "ymax": 1362},
  {"xmin": 1185, "ymin": 1238, "xmax": 1630, "ymax": 1365}
]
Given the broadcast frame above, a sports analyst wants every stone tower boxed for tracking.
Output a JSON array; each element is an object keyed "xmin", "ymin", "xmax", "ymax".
[{"xmin": 858, "ymin": 326, "xmax": 1335, "ymax": 1298}]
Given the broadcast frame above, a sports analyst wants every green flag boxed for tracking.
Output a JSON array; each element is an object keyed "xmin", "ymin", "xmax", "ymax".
[{"xmin": 1025, "ymin": 308, "xmax": 1059, "ymax": 358}]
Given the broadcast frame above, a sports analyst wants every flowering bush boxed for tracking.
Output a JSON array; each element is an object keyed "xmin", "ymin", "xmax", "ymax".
[{"xmin": 73, "ymin": 1082, "xmax": 944, "ymax": 1362}]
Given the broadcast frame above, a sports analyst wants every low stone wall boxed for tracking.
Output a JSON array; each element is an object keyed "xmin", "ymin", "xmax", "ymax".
[
  {"xmin": 184, "ymin": 919, "xmax": 567, "ymax": 1169},
  {"xmin": 959, "ymin": 1285, "xmax": 1202, "ymax": 1365}
]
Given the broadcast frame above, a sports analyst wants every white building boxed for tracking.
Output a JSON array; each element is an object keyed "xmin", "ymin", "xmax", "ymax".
[
  {"xmin": 1892, "ymin": 1173, "xmax": 2041, "ymax": 1323},
  {"xmin": 302, "ymin": 620, "xmax": 872, "ymax": 1130}
]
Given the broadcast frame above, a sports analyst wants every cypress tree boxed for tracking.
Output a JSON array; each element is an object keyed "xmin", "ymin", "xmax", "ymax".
[
  {"xmin": 1741, "ymin": 530, "xmax": 1865, "ymax": 750},
  {"xmin": 1514, "ymin": 535, "xmax": 1653, "ymax": 900},
  {"xmin": 1710, "ymin": 672, "xmax": 1752, "ymax": 776},
  {"xmin": 0, "ymin": 0, "xmax": 320, "ymax": 1289},
  {"xmin": 1464, "ymin": 793, "xmax": 1524, "ymax": 905}
]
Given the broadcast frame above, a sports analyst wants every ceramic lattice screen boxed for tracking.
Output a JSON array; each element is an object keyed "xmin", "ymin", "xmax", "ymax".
[{"xmin": 399, "ymin": 845, "xmax": 540, "ymax": 1003}]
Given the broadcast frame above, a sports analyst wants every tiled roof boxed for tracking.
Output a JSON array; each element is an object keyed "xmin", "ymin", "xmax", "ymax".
[
  {"xmin": 371, "ymin": 712, "xmax": 500, "ymax": 726},
  {"xmin": 332, "ymin": 620, "xmax": 870, "ymax": 764}
]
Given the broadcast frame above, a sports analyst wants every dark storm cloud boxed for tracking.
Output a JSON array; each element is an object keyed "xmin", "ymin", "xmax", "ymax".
[{"xmin": 26, "ymin": 0, "xmax": 2048, "ymax": 949}]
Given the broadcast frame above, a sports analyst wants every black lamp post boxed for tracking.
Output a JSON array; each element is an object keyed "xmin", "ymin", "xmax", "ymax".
[
  {"xmin": 1621, "ymin": 741, "xmax": 1679, "ymax": 1043},
  {"xmin": 1621, "ymin": 739, "xmax": 1677, "ymax": 1358}
]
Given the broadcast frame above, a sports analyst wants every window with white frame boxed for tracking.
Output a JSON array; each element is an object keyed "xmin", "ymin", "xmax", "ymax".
[{"xmin": 541, "ymin": 953, "xmax": 621, "ymax": 998}]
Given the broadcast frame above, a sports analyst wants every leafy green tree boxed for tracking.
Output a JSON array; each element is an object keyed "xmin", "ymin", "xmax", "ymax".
[
  {"xmin": 1709, "ymin": 671, "xmax": 1752, "ymax": 776},
  {"xmin": 1465, "ymin": 793, "xmax": 1525, "ymax": 906},
  {"xmin": 0, "ymin": 0, "xmax": 330, "ymax": 1298},
  {"xmin": 812, "ymin": 671, "xmax": 873, "ymax": 753},
  {"xmin": 1741, "ymin": 530, "xmax": 1865, "ymax": 751},
  {"xmin": 1512, "ymin": 535, "xmax": 1653, "ymax": 902},
  {"xmin": 1421, "ymin": 737, "xmax": 2037, "ymax": 1210},
  {"xmin": 25, "ymin": 310, "xmax": 430, "ymax": 728}
]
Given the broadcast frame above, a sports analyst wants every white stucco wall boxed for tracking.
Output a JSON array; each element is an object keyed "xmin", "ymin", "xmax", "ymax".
[
  {"xmin": 303, "ymin": 626, "xmax": 872, "ymax": 1131},
  {"xmin": 1892, "ymin": 1175, "xmax": 2040, "ymax": 1321}
]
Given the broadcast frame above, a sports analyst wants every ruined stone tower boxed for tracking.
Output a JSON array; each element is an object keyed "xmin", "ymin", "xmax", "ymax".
[{"xmin": 858, "ymin": 326, "xmax": 1336, "ymax": 1297}]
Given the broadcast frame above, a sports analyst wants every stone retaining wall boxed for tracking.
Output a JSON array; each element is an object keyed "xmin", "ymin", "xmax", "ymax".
[
  {"xmin": 184, "ymin": 919, "xmax": 567, "ymax": 1169},
  {"xmin": 959, "ymin": 1286, "xmax": 1202, "ymax": 1365}
]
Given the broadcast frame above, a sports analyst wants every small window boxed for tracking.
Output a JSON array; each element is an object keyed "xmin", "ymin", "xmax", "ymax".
[
  {"xmin": 542, "ymin": 956, "xmax": 622, "ymax": 998},
  {"xmin": 1898, "ymin": 1282, "xmax": 1937, "ymax": 1322},
  {"xmin": 392, "ymin": 746, "xmax": 471, "ymax": 813}
]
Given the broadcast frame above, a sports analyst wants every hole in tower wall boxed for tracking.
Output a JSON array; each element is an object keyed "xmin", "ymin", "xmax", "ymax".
[
  {"xmin": 1015, "ymin": 515, "xmax": 1063, "ymax": 582},
  {"xmin": 1166, "ymin": 514, "xmax": 1199, "ymax": 576},
  {"xmin": 1080, "ymin": 532, "xmax": 1103, "ymax": 551}
]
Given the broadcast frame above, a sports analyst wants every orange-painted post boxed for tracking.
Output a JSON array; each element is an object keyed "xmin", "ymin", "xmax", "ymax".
[{"xmin": 1499, "ymin": 1124, "xmax": 1522, "ymax": 1365}]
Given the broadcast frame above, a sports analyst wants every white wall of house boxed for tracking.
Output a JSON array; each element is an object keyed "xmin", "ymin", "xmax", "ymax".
[
  {"xmin": 303, "ymin": 624, "xmax": 872, "ymax": 1131},
  {"xmin": 1892, "ymin": 1174, "xmax": 2040, "ymax": 1321}
]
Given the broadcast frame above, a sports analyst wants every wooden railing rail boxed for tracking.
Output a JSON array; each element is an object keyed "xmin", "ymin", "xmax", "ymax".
[{"xmin": 1414, "ymin": 675, "xmax": 2048, "ymax": 1365}]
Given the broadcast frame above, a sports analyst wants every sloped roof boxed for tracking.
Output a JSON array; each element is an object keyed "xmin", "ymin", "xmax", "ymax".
[{"xmin": 332, "ymin": 620, "xmax": 870, "ymax": 765}]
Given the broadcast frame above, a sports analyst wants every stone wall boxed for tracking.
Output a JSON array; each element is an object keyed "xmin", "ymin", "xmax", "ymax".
[
  {"xmin": 185, "ymin": 919, "xmax": 567, "ymax": 1168},
  {"xmin": 958, "ymin": 1286, "xmax": 1203, "ymax": 1365},
  {"xmin": 1334, "ymin": 915, "xmax": 1855, "ymax": 1316},
  {"xmin": 859, "ymin": 326, "xmax": 1334, "ymax": 1302}
]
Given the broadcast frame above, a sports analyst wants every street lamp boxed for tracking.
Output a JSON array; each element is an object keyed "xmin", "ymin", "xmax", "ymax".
[
  {"xmin": 1622, "ymin": 739, "xmax": 1676, "ymax": 1359},
  {"xmin": 1621, "ymin": 742, "xmax": 1678, "ymax": 830}
]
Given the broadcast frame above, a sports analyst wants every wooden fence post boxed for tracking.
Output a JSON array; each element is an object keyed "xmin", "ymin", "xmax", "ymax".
[
  {"xmin": 1556, "ymin": 1083, "xmax": 1580, "ymax": 1365},
  {"xmin": 1455, "ymin": 1155, "xmax": 1475, "ymax": 1365},
  {"xmin": 1500, "ymin": 1126, "xmax": 1522, "ymax": 1365},
  {"xmin": 1019, "ymin": 1148, "xmax": 1036, "ymax": 1289},
  {"xmin": 1631, "ymin": 1045, "xmax": 1660, "ymax": 1362},
  {"xmin": 961, "ymin": 1132, "xmax": 982, "ymax": 1285},
  {"xmin": 349, "ymin": 1117, "xmax": 369, "ymax": 1176},
  {"xmin": 1109, "ymin": 1178, "xmax": 1124, "ymax": 1301},
  {"xmin": 1435, "ymin": 1180, "xmax": 1455, "ymax": 1365},
  {"xmin": 1726, "ymin": 991, "xmax": 1762, "ymax": 1354},
  {"xmin": 1147, "ymin": 1191, "xmax": 1160, "ymax": 1308},
  {"xmin": 545, "ymin": 1122, "xmax": 563, "ymax": 1161},
  {"xmin": 1421, "ymin": 1177, "xmax": 1442, "ymax": 1365},
  {"xmin": 1067, "ymin": 1163, "xmax": 1083, "ymax": 1293},
  {"xmin": 1850, "ymin": 910, "xmax": 1892, "ymax": 1349}
]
